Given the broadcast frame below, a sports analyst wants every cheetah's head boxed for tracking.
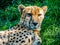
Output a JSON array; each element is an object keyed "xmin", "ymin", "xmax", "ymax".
[{"xmin": 18, "ymin": 5, "xmax": 47, "ymax": 30}]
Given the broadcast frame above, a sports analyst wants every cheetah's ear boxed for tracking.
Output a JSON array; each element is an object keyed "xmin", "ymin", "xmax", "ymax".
[
  {"xmin": 18, "ymin": 4, "xmax": 25, "ymax": 14},
  {"xmin": 42, "ymin": 6, "xmax": 47, "ymax": 14}
]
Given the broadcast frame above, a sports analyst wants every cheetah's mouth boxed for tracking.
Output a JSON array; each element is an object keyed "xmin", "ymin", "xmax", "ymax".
[
  {"xmin": 29, "ymin": 24, "xmax": 37, "ymax": 29},
  {"xmin": 24, "ymin": 23, "xmax": 39, "ymax": 30},
  {"xmin": 29, "ymin": 23, "xmax": 40, "ymax": 30}
]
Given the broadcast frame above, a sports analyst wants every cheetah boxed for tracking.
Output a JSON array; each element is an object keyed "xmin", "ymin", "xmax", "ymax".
[{"xmin": 0, "ymin": 5, "xmax": 47, "ymax": 45}]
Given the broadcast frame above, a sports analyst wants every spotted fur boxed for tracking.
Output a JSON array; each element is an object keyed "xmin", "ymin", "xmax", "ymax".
[
  {"xmin": 0, "ymin": 25, "xmax": 40, "ymax": 45},
  {"xmin": 0, "ymin": 5, "xmax": 47, "ymax": 45}
]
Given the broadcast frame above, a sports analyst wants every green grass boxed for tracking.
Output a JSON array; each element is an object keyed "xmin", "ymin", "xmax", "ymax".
[{"xmin": 0, "ymin": 0, "xmax": 60, "ymax": 45}]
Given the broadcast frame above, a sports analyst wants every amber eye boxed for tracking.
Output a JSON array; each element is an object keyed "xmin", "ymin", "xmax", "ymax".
[{"xmin": 38, "ymin": 14, "xmax": 42, "ymax": 16}]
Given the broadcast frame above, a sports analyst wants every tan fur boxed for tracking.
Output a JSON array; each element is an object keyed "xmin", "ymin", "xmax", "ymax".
[
  {"xmin": 18, "ymin": 5, "xmax": 47, "ymax": 44},
  {"xmin": 0, "ymin": 5, "xmax": 47, "ymax": 45}
]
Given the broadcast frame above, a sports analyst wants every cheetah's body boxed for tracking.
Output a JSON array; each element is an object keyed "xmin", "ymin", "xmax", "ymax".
[
  {"xmin": 0, "ymin": 5, "xmax": 47, "ymax": 45},
  {"xmin": 0, "ymin": 24, "xmax": 40, "ymax": 45}
]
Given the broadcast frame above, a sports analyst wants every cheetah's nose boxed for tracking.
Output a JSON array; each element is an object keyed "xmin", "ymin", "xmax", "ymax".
[
  {"xmin": 33, "ymin": 22, "xmax": 38, "ymax": 26},
  {"xmin": 37, "ymin": 41, "xmax": 40, "ymax": 44}
]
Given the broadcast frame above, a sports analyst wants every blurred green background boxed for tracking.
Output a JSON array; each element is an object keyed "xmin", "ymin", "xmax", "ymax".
[{"xmin": 0, "ymin": 0, "xmax": 60, "ymax": 45}]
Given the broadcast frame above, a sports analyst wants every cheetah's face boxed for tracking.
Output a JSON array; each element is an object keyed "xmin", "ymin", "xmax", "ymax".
[{"xmin": 18, "ymin": 5, "xmax": 47, "ymax": 30}]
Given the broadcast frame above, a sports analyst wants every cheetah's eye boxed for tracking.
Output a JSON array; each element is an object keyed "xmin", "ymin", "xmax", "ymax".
[
  {"xmin": 38, "ymin": 14, "xmax": 42, "ymax": 16},
  {"xmin": 26, "ymin": 13, "xmax": 32, "ymax": 17}
]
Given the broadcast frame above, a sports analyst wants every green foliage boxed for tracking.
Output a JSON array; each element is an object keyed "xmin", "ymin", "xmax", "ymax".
[
  {"xmin": 0, "ymin": 6, "xmax": 20, "ymax": 30},
  {"xmin": 0, "ymin": 0, "xmax": 60, "ymax": 45}
]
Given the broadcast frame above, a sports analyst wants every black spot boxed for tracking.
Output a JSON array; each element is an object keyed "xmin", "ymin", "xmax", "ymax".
[
  {"xmin": 18, "ymin": 25, "xmax": 20, "ymax": 27},
  {"xmin": 30, "ymin": 33, "xmax": 32, "ymax": 35},
  {"xmin": 23, "ymin": 34, "xmax": 25, "ymax": 36},
  {"xmin": 24, "ymin": 31, "xmax": 26, "ymax": 32},
  {"xmin": 16, "ymin": 41, "xmax": 18, "ymax": 43},
  {"xmin": 14, "ymin": 34, "xmax": 15, "ymax": 36},
  {"xmin": 21, "ymin": 26, "xmax": 23, "ymax": 28},
  {"xmin": 25, "ymin": 36, "xmax": 28, "ymax": 39},
  {"xmin": 9, "ymin": 41, "xmax": 11, "ymax": 42},
  {"xmin": 11, "ymin": 38, "xmax": 13, "ymax": 41},
  {"xmin": 17, "ymin": 33, "xmax": 19, "ymax": 36},
  {"xmin": 31, "ymin": 37, "xmax": 34, "ymax": 40},
  {"xmin": 27, "ymin": 33, "xmax": 29, "ymax": 35},
  {"xmin": 28, "ymin": 39, "xmax": 30, "ymax": 42},
  {"xmin": 22, "ymin": 32, "xmax": 23, "ymax": 34},
  {"xmin": 21, "ymin": 40, "xmax": 25, "ymax": 43},
  {"xmin": 22, "ymin": 38, "xmax": 24, "ymax": 39},
  {"xmin": 17, "ymin": 38, "xmax": 18, "ymax": 39},
  {"xmin": 3, "ymin": 42, "xmax": 5, "ymax": 44},
  {"xmin": 19, "ymin": 32, "xmax": 21, "ymax": 33},
  {"xmin": 19, "ymin": 39, "xmax": 21, "ymax": 41},
  {"xmin": 20, "ymin": 36, "xmax": 22, "ymax": 37},
  {"xmin": 13, "ymin": 37, "xmax": 15, "ymax": 39}
]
